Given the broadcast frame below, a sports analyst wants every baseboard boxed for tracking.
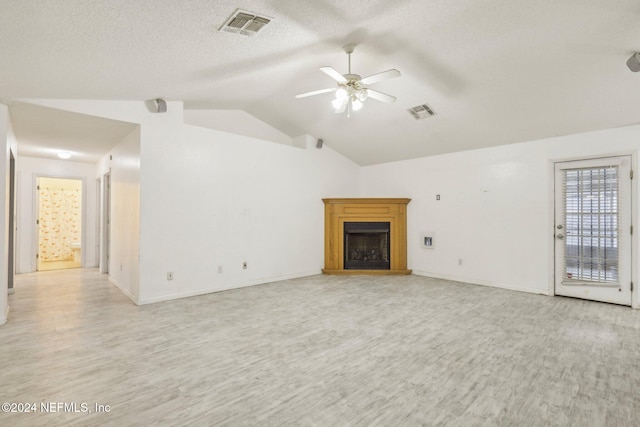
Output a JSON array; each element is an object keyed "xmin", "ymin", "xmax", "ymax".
[
  {"xmin": 412, "ymin": 270, "xmax": 550, "ymax": 296},
  {"xmin": 8, "ymin": 288, "xmax": 14, "ymax": 295},
  {"xmin": 137, "ymin": 270, "xmax": 321, "ymax": 305},
  {"xmin": 108, "ymin": 276, "xmax": 139, "ymax": 305},
  {"xmin": 0, "ymin": 304, "xmax": 9, "ymax": 325}
]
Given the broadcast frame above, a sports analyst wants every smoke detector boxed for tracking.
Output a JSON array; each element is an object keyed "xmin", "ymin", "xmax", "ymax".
[
  {"xmin": 408, "ymin": 104, "xmax": 436, "ymax": 120},
  {"xmin": 220, "ymin": 9, "xmax": 272, "ymax": 36}
]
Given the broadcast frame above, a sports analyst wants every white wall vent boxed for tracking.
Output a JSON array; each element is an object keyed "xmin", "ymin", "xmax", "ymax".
[
  {"xmin": 220, "ymin": 9, "xmax": 272, "ymax": 36},
  {"xmin": 408, "ymin": 104, "xmax": 436, "ymax": 120}
]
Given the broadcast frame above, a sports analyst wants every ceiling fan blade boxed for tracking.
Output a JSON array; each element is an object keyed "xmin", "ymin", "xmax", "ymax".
[
  {"xmin": 361, "ymin": 69, "xmax": 401, "ymax": 85},
  {"xmin": 295, "ymin": 88, "xmax": 335, "ymax": 99},
  {"xmin": 320, "ymin": 66, "xmax": 347, "ymax": 83},
  {"xmin": 367, "ymin": 89, "xmax": 397, "ymax": 103}
]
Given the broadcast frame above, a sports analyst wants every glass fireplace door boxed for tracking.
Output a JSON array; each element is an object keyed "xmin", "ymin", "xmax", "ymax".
[{"xmin": 344, "ymin": 222, "xmax": 390, "ymax": 270}]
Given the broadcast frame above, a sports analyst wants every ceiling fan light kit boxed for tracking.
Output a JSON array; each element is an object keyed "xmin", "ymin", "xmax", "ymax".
[{"xmin": 296, "ymin": 44, "xmax": 400, "ymax": 116}]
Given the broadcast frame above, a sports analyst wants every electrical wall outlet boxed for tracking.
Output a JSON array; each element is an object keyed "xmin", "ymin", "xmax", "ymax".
[
  {"xmin": 242, "ymin": 262, "xmax": 247, "ymax": 269},
  {"xmin": 217, "ymin": 266, "xmax": 223, "ymax": 273},
  {"xmin": 167, "ymin": 272, "xmax": 174, "ymax": 280}
]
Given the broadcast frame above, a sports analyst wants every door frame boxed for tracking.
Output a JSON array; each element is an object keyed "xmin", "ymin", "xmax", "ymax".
[
  {"xmin": 33, "ymin": 174, "xmax": 87, "ymax": 270},
  {"xmin": 549, "ymin": 152, "xmax": 638, "ymax": 309},
  {"xmin": 7, "ymin": 149, "xmax": 16, "ymax": 294},
  {"xmin": 99, "ymin": 170, "xmax": 111, "ymax": 274}
]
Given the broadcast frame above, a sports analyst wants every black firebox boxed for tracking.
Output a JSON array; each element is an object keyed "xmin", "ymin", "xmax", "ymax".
[{"xmin": 343, "ymin": 222, "xmax": 390, "ymax": 270}]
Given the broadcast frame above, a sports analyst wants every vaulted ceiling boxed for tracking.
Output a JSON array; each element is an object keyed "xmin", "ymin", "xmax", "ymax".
[{"xmin": 2, "ymin": 0, "xmax": 639, "ymax": 165}]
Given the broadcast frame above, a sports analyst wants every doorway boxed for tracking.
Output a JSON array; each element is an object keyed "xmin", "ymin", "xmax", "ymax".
[
  {"xmin": 554, "ymin": 156, "xmax": 632, "ymax": 306},
  {"xmin": 36, "ymin": 177, "xmax": 83, "ymax": 271}
]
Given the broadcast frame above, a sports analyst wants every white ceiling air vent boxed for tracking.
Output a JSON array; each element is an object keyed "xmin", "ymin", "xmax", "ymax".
[
  {"xmin": 408, "ymin": 104, "xmax": 436, "ymax": 120},
  {"xmin": 220, "ymin": 9, "xmax": 272, "ymax": 36}
]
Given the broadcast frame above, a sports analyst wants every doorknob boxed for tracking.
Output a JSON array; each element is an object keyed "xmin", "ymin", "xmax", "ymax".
[{"xmin": 556, "ymin": 233, "xmax": 564, "ymax": 240}]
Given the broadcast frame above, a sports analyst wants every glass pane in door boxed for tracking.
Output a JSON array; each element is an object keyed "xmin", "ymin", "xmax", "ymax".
[{"xmin": 563, "ymin": 166, "xmax": 618, "ymax": 283}]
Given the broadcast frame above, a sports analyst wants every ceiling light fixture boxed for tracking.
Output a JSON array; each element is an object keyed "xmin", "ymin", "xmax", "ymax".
[
  {"xmin": 330, "ymin": 45, "xmax": 367, "ymax": 117},
  {"xmin": 57, "ymin": 151, "xmax": 71, "ymax": 159}
]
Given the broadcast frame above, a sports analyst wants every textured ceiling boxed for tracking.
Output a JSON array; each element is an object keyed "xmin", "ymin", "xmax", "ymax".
[{"xmin": 1, "ymin": 0, "xmax": 640, "ymax": 165}]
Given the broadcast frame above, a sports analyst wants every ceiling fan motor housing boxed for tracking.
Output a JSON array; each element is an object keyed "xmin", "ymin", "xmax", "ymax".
[{"xmin": 344, "ymin": 74, "xmax": 362, "ymax": 84}]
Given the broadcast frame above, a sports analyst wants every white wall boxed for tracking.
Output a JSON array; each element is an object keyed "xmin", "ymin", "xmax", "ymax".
[
  {"xmin": 0, "ymin": 105, "xmax": 8, "ymax": 324},
  {"xmin": 0, "ymin": 104, "xmax": 18, "ymax": 324},
  {"xmin": 184, "ymin": 110, "xmax": 292, "ymax": 146},
  {"xmin": 137, "ymin": 123, "xmax": 361, "ymax": 304},
  {"xmin": 25, "ymin": 99, "xmax": 361, "ymax": 304},
  {"xmin": 362, "ymin": 124, "xmax": 640, "ymax": 307},
  {"xmin": 15, "ymin": 156, "xmax": 98, "ymax": 273},
  {"xmin": 8, "ymin": 99, "xmax": 640, "ymax": 310},
  {"xmin": 97, "ymin": 127, "xmax": 141, "ymax": 301}
]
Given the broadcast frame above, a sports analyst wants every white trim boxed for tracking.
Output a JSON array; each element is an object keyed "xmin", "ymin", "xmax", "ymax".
[
  {"xmin": 0, "ymin": 304, "xmax": 9, "ymax": 325},
  {"xmin": 32, "ymin": 174, "xmax": 87, "ymax": 271},
  {"xmin": 412, "ymin": 270, "xmax": 550, "ymax": 296},
  {"xmin": 136, "ymin": 270, "xmax": 321, "ymax": 305},
  {"xmin": 550, "ymin": 151, "xmax": 637, "ymax": 165},
  {"xmin": 31, "ymin": 174, "xmax": 37, "ymax": 271},
  {"xmin": 95, "ymin": 178, "xmax": 100, "ymax": 268},
  {"xmin": 81, "ymin": 178, "xmax": 87, "ymax": 267},
  {"xmin": 632, "ymin": 151, "xmax": 638, "ymax": 309},
  {"xmin": 108, "ymin": 275, "xmax": 139, "ymax": 305},
  {"xmin": 547, "ymin": 159, "xmax": 556, "ymax": 297},
  {"xmin": 100, "ymin": 171, "xmax": 111, "ymax": 275},
  {"xmin": 14, "ymin": 169, "xmax": 22, "ymax": 274}
]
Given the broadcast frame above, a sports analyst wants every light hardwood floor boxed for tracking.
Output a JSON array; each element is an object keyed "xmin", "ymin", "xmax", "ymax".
[
  {"xmin": 1, "ymin": 269, "xmax": 640, "ymax": 426},
  {"xmin": 37, "ymin": 259, "xmax": 81, "ymax": 271}
]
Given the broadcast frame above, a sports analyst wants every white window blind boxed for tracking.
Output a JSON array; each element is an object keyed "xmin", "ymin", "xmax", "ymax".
[{"xmin": 562, "ymin": 166, "xmax": 619, "ymax": 283}]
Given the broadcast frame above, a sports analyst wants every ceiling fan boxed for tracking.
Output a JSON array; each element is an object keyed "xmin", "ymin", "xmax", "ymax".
[{"xmin": 295, "ymin": 44, "xmax": 401, "ymax": 116}]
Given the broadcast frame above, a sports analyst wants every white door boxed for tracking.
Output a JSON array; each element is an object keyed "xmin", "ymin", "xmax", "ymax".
[{"xmin": 554, "ymin": 156, "xmax": 632, "ymax": 306}]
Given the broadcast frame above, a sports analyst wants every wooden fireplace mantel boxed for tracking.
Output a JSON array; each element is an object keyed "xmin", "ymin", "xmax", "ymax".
[{"xmin": 323, "ymin": 198, "xmax": 411, "ymax": 275}]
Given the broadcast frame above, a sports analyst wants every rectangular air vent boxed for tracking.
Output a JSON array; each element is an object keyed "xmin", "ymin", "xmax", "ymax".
[
  {"xmin": 408, "ymin": 104, "xmax": 436, "ymax": 120},
  {"xmin": 220, "ymin": 9, "xmax": 272, "ymax": 36}
]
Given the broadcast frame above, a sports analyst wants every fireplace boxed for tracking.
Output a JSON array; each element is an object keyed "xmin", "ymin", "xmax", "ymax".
[
  {"xmin": 323, "ymin": 198, "xmax": 411, "ymax": 275},
  {"xmin": 344, "ymin": 222, "xmax": 390, "ymax": 270}
]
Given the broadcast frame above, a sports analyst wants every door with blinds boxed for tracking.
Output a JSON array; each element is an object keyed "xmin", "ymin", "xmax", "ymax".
[{"xmin": 554, "ymin": 156, "xmax": 632, "ymax": 306}]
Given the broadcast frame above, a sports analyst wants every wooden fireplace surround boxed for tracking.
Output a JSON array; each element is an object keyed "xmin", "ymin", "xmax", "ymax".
[{"xmin": 323, "ymin": 198, "xmax": 411, "ymax": 275}]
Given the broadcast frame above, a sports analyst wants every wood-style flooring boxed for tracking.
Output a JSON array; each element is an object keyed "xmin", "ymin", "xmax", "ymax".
[
  {"xmin": 37, "ymin": 259, "xmax": 81, "ymax": 271},
  {"xmin": 1, "ymin": 269, "xmax": 640, "ymax": 426}
]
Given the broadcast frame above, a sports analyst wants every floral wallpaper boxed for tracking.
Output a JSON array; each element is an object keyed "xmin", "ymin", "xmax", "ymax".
[{"xmin": 38, "ymin": 187, "xmax": 81, "ymax": 262}]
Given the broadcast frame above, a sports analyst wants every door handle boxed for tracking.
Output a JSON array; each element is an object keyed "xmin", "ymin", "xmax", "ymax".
[{"xmin": 556, "ymin": 233, "xmax": 564, "ymax": 240}]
